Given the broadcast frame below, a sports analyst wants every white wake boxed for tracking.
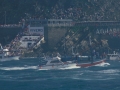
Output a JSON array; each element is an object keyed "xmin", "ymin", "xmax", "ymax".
[
  {"xmin": 95, "ymin": 62, "xmax": 110, "ymax": 67},
  {"xmin": 59, "ymin": 66, "xmax": 81, "ymax": 70},
  {"xmin": 38, "ymin": 65, "xmax": 81, "ymax": 70},
  {"xmin": 0, "ymin": 66, "xmax": 37, "ymax": 71}
]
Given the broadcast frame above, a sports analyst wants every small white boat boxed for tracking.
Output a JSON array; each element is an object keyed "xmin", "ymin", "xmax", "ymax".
[
  {"xmin": 38, "ymin": 56, "xmax": 78, "ymax": 70},
  {"xmin": 107, "ymin": 54, "xmax": 120, "ymax": 60},
  {"xmin": 0, "ymin": 55, "xmax": 19, "ymax": 61},
  {"xmin": 107, "ymin": 51, "xmax": 120, "ymax": 60},
  {"xmin": 0, "ymin": 48, "xmax": 19, "ymax": 61}
]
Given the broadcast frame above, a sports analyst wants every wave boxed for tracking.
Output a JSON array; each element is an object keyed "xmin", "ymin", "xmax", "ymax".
[
  {"xmin": 72, "ymin": 77, "xmax": 115, "ymax": 81},
  {"xmin": 98, "ymin": 69, "xmax": 120, "ymax": 74},
  {"xmin": 38, "ymin": 69, "xmax": 49, "ymax": 70},
  {"xmin": 95, "ymin": 62, "xmax": 110, "ymax": 67},
  {"xmin": 59, "ymin": 66, "xmax": 81, "ymax": 70},
  {"xmin": 0, "ymin": 66, "xmax": 37, "ymax": 71},
  {"xmin": 38, "ymin": 65, "xmax": 81, "ymax": 71}
]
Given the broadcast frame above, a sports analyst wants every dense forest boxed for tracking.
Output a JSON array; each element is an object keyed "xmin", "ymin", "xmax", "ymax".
[{"xmin": 0, "ymin": 0, "xmax": 120, "ymax": 24}]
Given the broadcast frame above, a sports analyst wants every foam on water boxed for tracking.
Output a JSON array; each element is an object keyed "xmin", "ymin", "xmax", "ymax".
[
  {"xmin": 98, "ymin": 69, "xmax": 120, "ymax": 74},
  {"xmin": 95, "ymin": 62, "xmax": 110, "ymax": 67},
  {"xmin": 0, "ymin": 66, "xmax": 37, "ymax": 71},
  {"xmin": 71, "ymin": 74, "xmax": 115, "ymax": 80},
  {"xmin": 1, "ymin": 58, "xmax": 120, "ymax": 90},
  {"xmin": 38, "ymin": 69, "xmax": 49, "ymax": 70},
  {"xmin": 59, "ymin": 66, "xmax": 81, "ymax": 70},
  {"xmin": 38, "ymin": 65, "xmax": 81, "ymax": 71}
]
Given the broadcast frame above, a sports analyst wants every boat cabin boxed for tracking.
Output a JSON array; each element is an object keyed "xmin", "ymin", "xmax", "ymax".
[
  {"xmin": 45, "ymin": 56, "xmax": 64, "ymax": 65},
  {"xmin": 107, "ymin": 54, "xmax": 120, "ymax": 60}
]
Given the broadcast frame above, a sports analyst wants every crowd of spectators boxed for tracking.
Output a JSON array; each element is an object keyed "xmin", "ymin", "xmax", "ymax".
[
  {"xmin": 3, "ymin": 32, "xmax": 23, "ymax": 56},
  {"xmin": 0, "ymin": 0, "xmax": 120, "ymax": 26},
  {"xmin": 1, "ymin": 0, "xmax": 120, "ymax": 57},
  {"xmin": 1, "ymin": 0, "xmax": 120, "ymax": 28},
  {"xmin": 25, "ymin": 0, "xmax": 120, "ymax": 21}
]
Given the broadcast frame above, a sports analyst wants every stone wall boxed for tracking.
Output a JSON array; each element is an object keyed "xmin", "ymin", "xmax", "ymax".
[{"xmin": 47, "ymin": 27, "xmax": 68, "ymax": 50}]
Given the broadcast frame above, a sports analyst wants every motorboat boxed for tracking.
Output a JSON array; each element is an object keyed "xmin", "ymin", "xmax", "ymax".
[
  {"xmin": 107, "ymin": 51, "xmax": 120, "ymax": 60},
  {"xmin": 61, "ymin": 51, "xmax": 106, "ymax": 68},
  {"xmin": 0, "ymin": 55, "xmax": 19, "ymax": 61},
  {"xmin": 107, "ymin": 54, "xmax": 120, "ymax": 60},
  {"xmin": 0, "ymin": 48, "xmax": 19, "ymax": 61},
  {"xmin": 38, "ymin": 54, "xmax": 106, "ymax": 69},
  {"xmin": 69, "ymin": 54, "xmax": 106, "ymax": 68},
  {"xmin": 38, "ymin": 56, "xmax": 79, "ymax": 70}
]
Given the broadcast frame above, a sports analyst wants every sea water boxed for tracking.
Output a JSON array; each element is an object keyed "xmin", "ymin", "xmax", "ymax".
[{"xmin": 0, "ymin": 58, "xmax": 120, "ymax": 90}]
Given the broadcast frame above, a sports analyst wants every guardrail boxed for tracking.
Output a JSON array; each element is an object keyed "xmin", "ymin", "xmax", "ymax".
[{"xmin": 0, "ymin": 24, "xmax": 22, "ymax": 28}]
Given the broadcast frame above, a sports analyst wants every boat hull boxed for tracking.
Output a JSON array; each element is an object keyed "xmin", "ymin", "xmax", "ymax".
[
  {"xmin": 107, "ymin": 54, "xmax": 120, "ymax": 60},
  {"xmin": 76, "ymin": 59, "xmax": 106, "ymax": 68},
  {"xmin": 109, "ymin": 57, "xmax": 120, "ymax": 60},
  {"xmin": 0, "ymin": 56, "xmax": 20, "ymax": 61},
  {"xmin": 39, "ymin": 63, "xmax": 78, "ymax": 70}
]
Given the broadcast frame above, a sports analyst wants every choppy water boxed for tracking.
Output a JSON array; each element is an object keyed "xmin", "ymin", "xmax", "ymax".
[{"xmin": 0, "ymin": 58, "xmax": 120, "ymax": 90}]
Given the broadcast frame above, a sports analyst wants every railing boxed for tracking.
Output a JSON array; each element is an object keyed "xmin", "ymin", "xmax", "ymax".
[
  {"xmin": 75, "ymin": 21, "xmax": 120, "ymax": 26},
  {"xmin": 48, "ymin": 23, "xmax": 73, "ymax": 27},
  {"xmin": 1, "ymin": 20, "xmax": 120, "ymax": 28},
  {"xmin": 0, "ymin": 24, "xmax": 22, "ymax": 28}
]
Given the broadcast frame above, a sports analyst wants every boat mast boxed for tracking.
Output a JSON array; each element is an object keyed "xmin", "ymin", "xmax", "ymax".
[
  {"xmin": 72, "ymin": 46, "xmax": 74, "ymax": 55},
  {"xmin": 89, "ymin": 35, "xmax": 94, "ymax": 62},
  {"xmin": 89, "ymin": 36, "xmax": 92, "ymax": 46},
  {"xmin": 63, "ymin": 36, "xmax": 67, "ymax": 58},
  {"xmin": 64, "ymin": 37, "xmax": 65, "ymax": 52},
  {"xmin": 0, "ymin": 43, "xmax": 3, "ymax": 50}
]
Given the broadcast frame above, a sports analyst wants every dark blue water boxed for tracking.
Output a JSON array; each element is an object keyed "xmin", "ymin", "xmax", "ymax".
[{"xmin": 0, "ymin": 59, "xmax": 120, "ymax": 90}]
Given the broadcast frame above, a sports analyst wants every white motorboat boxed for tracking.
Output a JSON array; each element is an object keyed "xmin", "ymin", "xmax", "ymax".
[
  {"xmin": 38, "ymin": 56, "xmax": 79, "ymax": 70},
  {"xmin": 107, "ymin": 51, "xmax": 120, "ymax": 60},
  {"xmin": 0, "ymin": 48, "xmax": 19, "ymax": 61},
  {"xmin": 0, "ymin": 55, "xmax": 19, "ymax": 61}
]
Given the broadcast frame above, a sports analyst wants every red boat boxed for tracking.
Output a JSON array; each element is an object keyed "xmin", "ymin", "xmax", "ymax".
[{"xmin": 76, "ymin": 58, "xmax": 106, "ymax": 68}]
